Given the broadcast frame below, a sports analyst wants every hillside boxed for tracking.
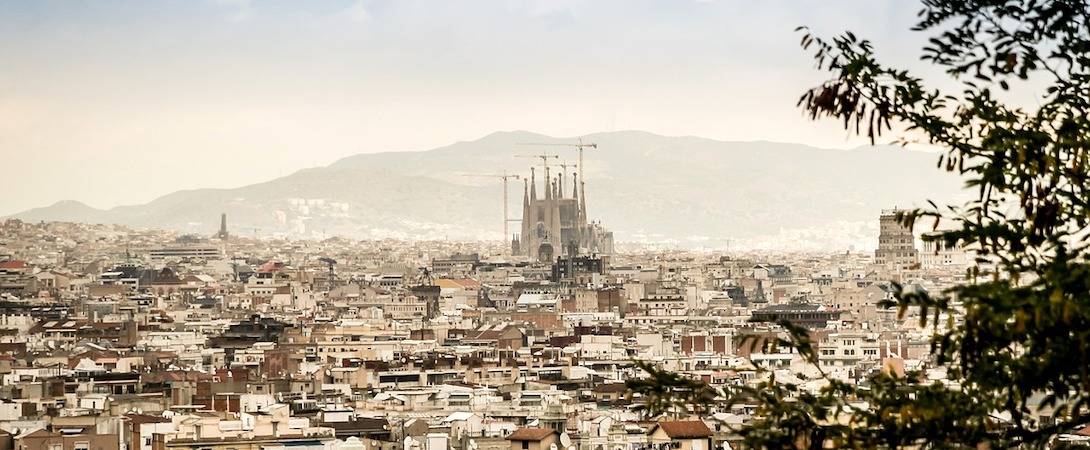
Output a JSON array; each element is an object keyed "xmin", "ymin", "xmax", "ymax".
[{"xmin": 8, "ymin": 131, "xmax": 965, "ymax": 245}]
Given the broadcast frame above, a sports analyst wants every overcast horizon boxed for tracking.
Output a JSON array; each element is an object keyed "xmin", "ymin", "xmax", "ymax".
[{"xmin": 1, "ymin": 1, "xmax": 932, "ymax": 216}]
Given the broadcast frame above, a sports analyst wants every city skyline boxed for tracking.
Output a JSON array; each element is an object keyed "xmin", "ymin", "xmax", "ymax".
[{"xmin": 0, "ymin": 1, "xmax": 1082, "ymax": 446}]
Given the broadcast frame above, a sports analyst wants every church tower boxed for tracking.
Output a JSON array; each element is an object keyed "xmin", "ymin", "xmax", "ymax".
[
  {"xmin": 216, "ymin": 213, "xmax": 229, "ymax": 240},
  {"xmin": 516, "ymin": 157, "xmax": 614, "ymax": 262}
]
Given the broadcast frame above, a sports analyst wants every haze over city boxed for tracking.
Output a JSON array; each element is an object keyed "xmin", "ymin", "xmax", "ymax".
[
  {"xmin": 1, "ymin": 1, "xmax": 934, "ymax": 218},
  {"xmin": 3, "ymin": 1, "xmax": 1089, "ymax": 448}
]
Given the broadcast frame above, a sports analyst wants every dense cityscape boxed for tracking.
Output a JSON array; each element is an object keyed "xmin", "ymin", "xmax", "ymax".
[
  {"xmin": 0, "ymin": 173, "xmax": 988, "ymax": 450},
  {"xmin": 9, "ymin": 0, "xmax": 1090, "ymax": 448}
]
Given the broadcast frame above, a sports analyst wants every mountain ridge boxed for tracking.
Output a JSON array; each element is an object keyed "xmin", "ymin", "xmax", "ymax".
[{"xmin": 6, "ymin": 130, "xmax": 965, "ymax": 245}]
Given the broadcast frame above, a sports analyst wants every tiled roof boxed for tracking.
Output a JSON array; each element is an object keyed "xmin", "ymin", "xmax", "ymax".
[
  {"xmin": 22, "ymin": 429, "xmax": 58, "ymax": 439},
  {"xmin": 0, "ymin": 260, "xmax": 27, "ymax": 270},
  {"xmin": 452, "ymin": 279, "xmax": 482, "ymax": 289},
  {"xmin": 125, "ymin": 413, "xmax": 171, "ymax": 424},
  {"xmin": 434, "ymin": 279, "xmax": 463, "ymax": 289},
  {"xmin": 28, "ymin": 318, "xmax": 89, "ymax": 333},
  {"xmin": 592, "ymin": 383, "xmax": 629, "ymax": 393},
  {"xmin": 259, "ymin": 262, "xmax": 284, "ymax": 273},
  {"xmin": 506, "ymin": 428, "xmax": 557, "ymax": 441},
  {"xmin": 655, "ymin": 421, "xmax": 713, "ymax": 439}
]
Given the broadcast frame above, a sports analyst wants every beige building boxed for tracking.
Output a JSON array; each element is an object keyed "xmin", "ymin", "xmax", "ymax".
[
  {"xmin": 875, "ymin": 210, "xmax": 918, "ymax": 270},
  {"xmin": 17, "ymin": 430, "xmax": 119, "ymax": 450},
  {"xmin": 505, "ymin": 428, "xmax": 559, "ymax": 450},
  {"xmin": 826, "ymin": 281, "xmax": 890, "ymax": 323},
  {"xmin": 151, "ymin": 406, "xmax": 335, "ymax": 450},
  {"xmin": 646, "ymin": 421, "xmax": 714, "ymax": 450},
  {"xmin": 918, "ymin": 232, "xmax": 970, "ymax": 269}
]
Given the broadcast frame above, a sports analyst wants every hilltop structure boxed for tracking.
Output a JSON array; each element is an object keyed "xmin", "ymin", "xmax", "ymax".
[{"xmin": 515, "ymin": 167, "xmax": 613, "ymax": 262}]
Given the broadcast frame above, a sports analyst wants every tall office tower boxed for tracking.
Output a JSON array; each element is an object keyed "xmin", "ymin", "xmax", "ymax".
[{"xmin": 875, "ymin": 209, "xmax": 918, "ymax": 270}]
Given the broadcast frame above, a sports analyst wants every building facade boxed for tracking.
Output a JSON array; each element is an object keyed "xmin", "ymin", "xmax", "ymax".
[
  {"xmin": 874, "ymin": 210, "xmax": 918, "ymax": 270},
  {"xmin": 516, "ymin": 168, "xmax": 614, "ymax": 262}
]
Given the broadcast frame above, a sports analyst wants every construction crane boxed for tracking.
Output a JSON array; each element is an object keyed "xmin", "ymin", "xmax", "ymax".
[
  {"xmin": 517, "ymin": 138, "xmax": 597, "ymax": 182},
  {"xmin": 557, "ymin": 160, "xmax": 575, "ymax": 178},
  {"xmin": 515, "ymin": 152, "xmax": 559, "ymax": 174},
  {"xmin": 318, "ymin": 257, "xmax": 337, "ymax": 291},
  {"xmin": 464, "ymin": 171, "xmax": 521, "ymax": 255}
]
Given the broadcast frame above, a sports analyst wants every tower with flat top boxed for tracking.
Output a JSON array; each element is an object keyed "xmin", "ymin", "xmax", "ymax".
[{"xmin": 875, "ymin": 209, "xmax": 917, "ymax": 270}]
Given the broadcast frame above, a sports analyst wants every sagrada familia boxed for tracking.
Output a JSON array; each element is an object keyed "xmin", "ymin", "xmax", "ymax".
[{"xmin": 513, "ymin": 166, "xmax": 614, "ymax": 262}]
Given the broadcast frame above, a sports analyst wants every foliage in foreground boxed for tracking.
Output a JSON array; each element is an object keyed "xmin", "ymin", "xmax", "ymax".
[{"xmin": 631, "ymin": 1, "xmax": 1090, "ymax": 448}]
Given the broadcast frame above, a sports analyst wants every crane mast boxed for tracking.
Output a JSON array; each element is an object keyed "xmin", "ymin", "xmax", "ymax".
[
  {"xmin": 516, "ymin": 138, "xmax": 597, "ymax": 181},
  {"xmin": 557, "ymin": 160, "xmax": 575, "ymax": 178},
  {"xmin": 514, "ymin": 152, "xmax": 559, "ymax": 174},
  {"xmin": 463, "ymin": 170, "xmax": 521, "ymax": 256}
]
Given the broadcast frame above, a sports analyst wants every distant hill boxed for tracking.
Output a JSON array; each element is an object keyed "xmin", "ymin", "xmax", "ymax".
[
  {"xmin": 13, "ymin": 200, "xmax": 115, "ymax": 224},
  {"xmin": 6, "ymin": 131, "xmax": 965, "ymax": 244}
]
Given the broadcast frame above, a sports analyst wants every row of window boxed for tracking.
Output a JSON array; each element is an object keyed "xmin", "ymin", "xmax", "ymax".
[{"xmin": 819, "ymin": 346, "xmax": 878, "ymax": 357}]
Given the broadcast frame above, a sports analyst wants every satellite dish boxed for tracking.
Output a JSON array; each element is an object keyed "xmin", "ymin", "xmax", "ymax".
[{"xmin": 560, "ymin": 433, "xmax": 571, "ymax": 447}]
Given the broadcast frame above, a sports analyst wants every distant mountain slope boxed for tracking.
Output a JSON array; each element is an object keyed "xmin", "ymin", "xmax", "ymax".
[
  {"xmin": 6, "ymin": 131, "xmax": 965, "ymax": 242},
  {"xmin": 12, "ymin": 200, "xmax": 115, "ymax": 224}
]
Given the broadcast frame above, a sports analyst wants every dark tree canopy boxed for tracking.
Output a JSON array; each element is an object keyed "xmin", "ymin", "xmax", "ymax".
[{"xmin": 630, "ymin": 1, "xmax": 1090, "ymax": 448}]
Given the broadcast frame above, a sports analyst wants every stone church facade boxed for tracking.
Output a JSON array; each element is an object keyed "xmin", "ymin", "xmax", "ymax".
[{"xmin": 514, "ymin": 167, "xmax": 614, "ymax": 262}]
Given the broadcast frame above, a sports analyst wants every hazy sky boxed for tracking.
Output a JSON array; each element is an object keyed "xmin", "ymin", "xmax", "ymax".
[{"xmin": 1, "ymin": 1, "xmax": 930, "ymax": 216}]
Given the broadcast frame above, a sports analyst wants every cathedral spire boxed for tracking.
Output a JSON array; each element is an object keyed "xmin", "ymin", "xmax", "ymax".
[
  {"xmin": 579, "ymin": 180, "xmax": 587, "ymax": 223},
  {"xmin": 521, "ymin": 177, "xmax": 531, "ymax": 257},
  {"xmin": 550, "ymin": 177, "xmax": 561, "ymax": 248},
  {"xmin": 530, "ymin": 167, "xmax": 537, "ymax": 201},
  {"xmin": 544, "ymin": 166, "xmax": 552, "ymax": 201},
  {"xmin": 558, "ymin": 172, "xmax": 564, "ymax": 199},
  {"xmin": 572, "ymin": 172, "xmax": 579, "ymax": 199}
]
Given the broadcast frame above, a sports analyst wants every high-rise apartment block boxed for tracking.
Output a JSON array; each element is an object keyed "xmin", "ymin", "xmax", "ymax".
[{"xmin": 875, "ymin": 209, "xmax": 918, "ymax": 270}]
